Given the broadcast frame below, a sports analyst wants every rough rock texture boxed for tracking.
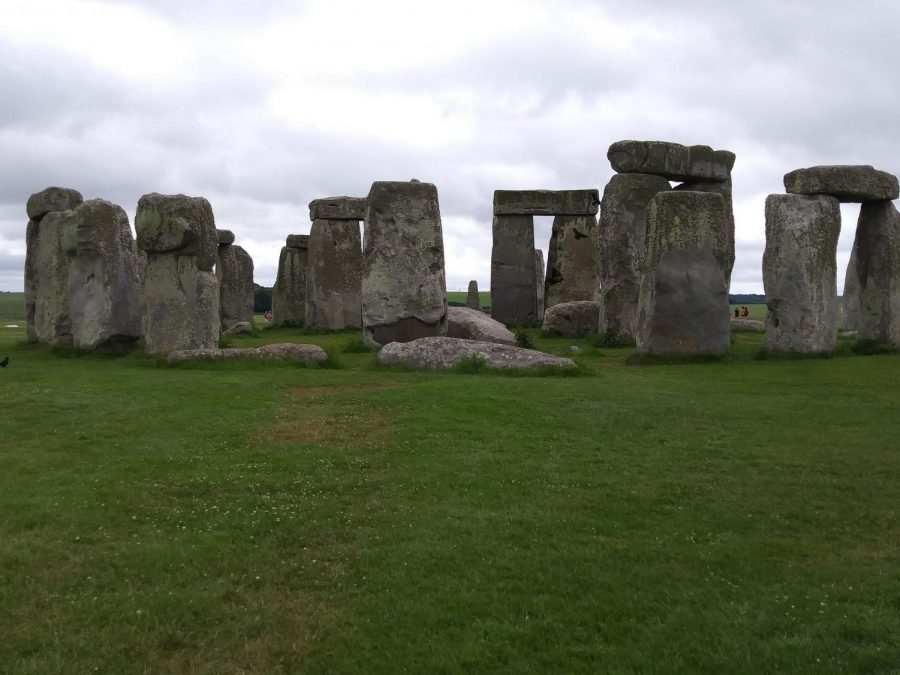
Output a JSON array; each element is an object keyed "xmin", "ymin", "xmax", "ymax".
[
  {"xmin": 762, "ymin": 194, "xmax": 841, "ymax": 352},
  {"xmin": 32, "ymin": 210, "xmax": 78, "ymax": 346},
  {"xmin": 784, "ymin": 165, "xmax": 899, "ymax": 203},
  {"xmin": 493, "ymin": 189, "xmax": 600, "ymax": 216},
  {"xmin": 544, "ymin": 215, "xmax": 599, "ymax": 308},
  {"xmin": 466, "ymin": 280, "xmax": 481, "ymax": 310},
  {"xmin": 731, "ymin": 318, "xmax": 764, "ymax": 332},
  {"xmin": 217, "ymin": 229, "xmax": 235, "ymax": 245},
  {"xmin": 636, "ymin": 191, "xmax": 730, "ymax": 355},
  {"xmin": 446, "ymin": 306, "xmax": 516, "ymax": 345},
  {"xmin": 490, "ymin": 215, "xmax": 537, "ymax": 326},
  {"xmin": 542, "ymin": 300, "xmax": 602, "ymax": 337},
  {"xmin": 362, "ymin": 181, "xmax": 447, "ymax": 346},
  {"xmin": 67, "ymin": 199, "xmax": 143, "ymax": 349},
  {"xmin": 675, "ymin": 176, "xmax": 735, "ymax": 288},
  {"xmin": 378, "ymin": 336, "xmax": 575, "ymax": 370},
  {"xmin": 841, "ymin": 245, "xmax": 861, "ymax": 331},
  {"xmin": 272, "ymin": 235, "xmax": 309, "ymax": 327},
  {"xmin": 598, "ymin": 173, "xmax": 671, "ymax": 339},
  {"xmin": 309, "ymin": 196, "xmax": 367, "ymax": 221},
  {"xmin": 168, "ymin": 342, "xmax": 327, "ymax": 363},
  {"xmin": 535, "ymin": 249, "xmax": 545, "ymax": 322},
  {"xmin": 26, "ymin": 186, "xmax": 83, "ymax": 221},
  {"xmin": 608, "ymin": 140, "xmax": 734, "ymax": 182},
  {"xmin": 306, "ymin": 218, "xmax": 362, "ymax": 330},
  {"xmin": 136, "ymin": 193, "xmax": 220, "ymax": 356},
  {"xmin": 217, "ymin": 241, "xmax": 254, "ymax": 331},
  {"xmin": 853, "ymin": 200, "xmax": 900, "ymax": 347},
  {"xmin": 222, "ymin": 321, "xmax": 252, "ymax": 335}
]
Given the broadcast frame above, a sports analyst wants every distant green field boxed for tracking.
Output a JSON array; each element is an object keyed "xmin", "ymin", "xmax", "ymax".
[
  {"xmin": 0, "ymin": 292, "xmax": 24, "ymax": 320},
  {"xmin": 729, "ymin": 303, "xmax": 766, "ymax": 321},
  {"xmin": 447, "ymin": 290, "xmax": 490, "ymax": 308}
]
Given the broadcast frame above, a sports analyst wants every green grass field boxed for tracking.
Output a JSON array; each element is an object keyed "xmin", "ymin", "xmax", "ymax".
[{"xmin": 1, "ymin": 317, "xmax": 898, "ymax": 673}]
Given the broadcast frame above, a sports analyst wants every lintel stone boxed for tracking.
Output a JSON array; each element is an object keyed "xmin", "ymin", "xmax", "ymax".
[{"xmin": 493, "ymin": 189, "xmax": 599, "ymax": 216}]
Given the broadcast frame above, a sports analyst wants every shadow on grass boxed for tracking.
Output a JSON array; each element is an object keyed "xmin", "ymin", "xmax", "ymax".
[{"xmin": 625, "ymin": 351, "xmax": 726, "ymax": 366}]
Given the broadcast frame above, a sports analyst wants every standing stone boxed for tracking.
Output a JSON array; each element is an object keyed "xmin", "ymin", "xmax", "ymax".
[
  {"xmin": 136, "ymin": 193, "xmax": 220, "ymax": 356},
  {"xmin": 762, "ymin": 194, "xmax": 841, "ymax": 353},
  {"xmin": 216, "ymin": 230, "xmax": 255, "ymax": 333},
  {"xmin": 306, "ymin": 219, "xmax": 362, "ymax": 330},
  {"xmin": 490, "ymin": 214, "xmax": 536, "ymax": 326},
  {"xmin": 841, "ymin": 246, "xmax": 861, "ymax": 331},
  {"xmin": 534, "ymin": 249, "xmax": 545, "ymax": 322},
  {"xmin": 598, "ymin": 173, "xmax": 670, "ymax": 339},
  {"xmin": 466, "ymin": 280, "xmax": 481, "ymax": 310},
  {"xmin": 853, "ymin": 200, "xmax": 900, "ymax": 347},
  {"xmin": 362, "ymin": 180, "xmax": 447, "ymax": 346},
  {"xmin": 636, "ymin": 191, "xmax": 730, "ymax": 355},
  {"xmin": 675, "ymin": 176, "xmax": 735, "ymax": 288},
  {"xmin": 272, "ymin": 235, "xmax": 309, "ymax": 327},
  {"xmin": 32, "ymin": 209, "xmax": 78, "ymax": 346},
  {"xmin": 67, "ymin": 199, "xmax": 143, "ymax": 349},
  {"xmin": 544, "ymin": 215, "xmax": 599, "ymax": 308}
]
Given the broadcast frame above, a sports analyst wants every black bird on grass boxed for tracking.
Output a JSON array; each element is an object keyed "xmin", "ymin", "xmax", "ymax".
[{"xmin": 0, "ymin": 356, "xmax": 8, "ymax": 368}]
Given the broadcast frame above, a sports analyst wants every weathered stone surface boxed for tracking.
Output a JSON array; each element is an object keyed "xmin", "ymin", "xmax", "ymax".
[
  {"xmin": 762, "ymin": 194, "xmax": 841, "ymax": 352},
  {"xmin": 447, "ymin": 306, "xmax": 516, "ymax": 345},
  {"xmin": 636, "ymin": 191, "xmax": 730, "ymax": 355},
  {"xmin": 490, "ymin": 215, "xmax": 537, "ymax": 326},
  {"xmin": 378, "ymin": 336, "xmax": 575, "ymax": 370},
  {"xmin": 466, "ymin": 280, "xmax": 481, "ymax": 310},
  {"xmin": 731, "ymin": 318, "xmax": 764, "ymax": 332},
  {"xmin": 309, "ymin": 196, "xmax": 366, "ymax": 221},
  {"xmin": 217, "ymin": 229, "xmax": 235, "ymax": 245},
  {"xmin": 784, "ymin": 165, "xmax": 899, "ymax": 202},
  {"xmin": 32, "ymin": 210, "xmax": 78, "ymax": 346},
  {"xmin": 544, "ymin": 214, "xmax": 599, "ymax": 308},
  {"xmin": 675, "ymin": 176, "xmax": 735, "ymax": 287},
  {"xmin": 167, "ymin": 342, "xmax": 327, "ymax": 363},
  {"xmin": 306, "ymin": 218, "xmax": 362, "ymax": 330},
  {"xmin": 24, "ymin": 219, "xmax": 39, "ymax": 342},
  {"xmin": 67, "ymin": 199, "xmax": 142, "ymax": 349},
  {"xmin": 217, "ymin": 242, "xmax": 254, "ymax": 331},
  {"xmin": 362, "ymin": 181, "xmax": 447, "ymax": 346},
  {"xmin": 493, "ymin": 189, "xmax": 599, "ymax": 216},
  {"xmin": 598, "ymin": 173, "xmax": 671, "ymax": 339},
  {"xmin": 272, "ymin": 245, "xmax": 308, "ymax": 326},
  {"xmin": 608, "ymin": 140, "xmax": 734, "ymax": 182},
  {"xmin": 534, "ymin": 249, "xmax": 545, "ymax": 322},
  {"xmin": 26, "ymin": 186, "xmax": 83, "ymax": 222},
  {"xmin": 852, "ymin": 200, "xmax": 900, "ymax": 347},
  {"xmin": 135, "ymin": 193, "xmax": 218, "ymax": 271},
  {"xmin": 286, "ymin": 234, "xmax": 309, "ymax": 249},
  {"xmin": 222, "ymin": 321, "xmax": 252, "ymax": 335},
  {"xmin": 542, "ymin": 300, "xmax": 602, "ymax": 337},
  {"xmin": 841, "ymin": 246, "xmax": 861, "ymax": 331}
]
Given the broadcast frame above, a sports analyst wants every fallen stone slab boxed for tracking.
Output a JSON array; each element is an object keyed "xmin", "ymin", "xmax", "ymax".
[
  {"xmin": 447, "ymin": 306, "xmax": 516, "ymax": 345},
  {"xmin": 309, "ymin": 196, "xmax": 366, "ymax": 221},
  {"xmin": 783, "ymin": 165, "xmax": 899, "ymax": 202},
  {"xmin": 377, "ymin": 336, "xmax": 575, "ymax": 370},
  {"xmin": 167, "ymin": 342, "xmax": 327, "ymax": 363},
  {"xmin": 542, "ymin": 300, "xmax": 602, "ymax": 337},
  {"xmin": 730, "ymin": 318, "xmax": 764, "ymax": 332},
  {"xmin": 608, "ymin": 140, "xmax": 735, "ymax": 182},
  {"xmin": 222, "ymin": 321, "xmax": 252, "ymax": 336},
  {"xmin": 493, "ymin": 189, "xmax": 600, "ymax": 216}
]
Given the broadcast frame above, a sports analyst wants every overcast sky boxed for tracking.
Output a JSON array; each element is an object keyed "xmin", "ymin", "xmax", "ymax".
[{"xmin": 2, "ymin": 0, "xmax": 898, "ymax": 293}]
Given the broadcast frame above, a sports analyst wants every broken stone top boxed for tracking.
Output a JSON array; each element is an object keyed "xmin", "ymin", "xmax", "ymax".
[
  {"xmin": 286, "ymin": 234, "xmax": 309, "ymax": 249},
  {"xmin": 783, "ymin": 165, "xmax": 899, "ymax": 203},
  {"xmin": 217, "ymin": 229, "xmax": 235, "ymax": 245},
  {"xmin": 135, "ymin": 193, "xmax": 218, "ymax": 271},
  {"xmin": 493, "ymin": 189, "xmax": 600, "ymax": 216},
  {"xmin": 309, "ymin": 196, "xmax": 367, "ymax": 221},
  {"xmin": 608, "ymin": 140, "xmax": 735, "ymax": 182},
  {"xmin": 26, "ymin": 186, "xmax": 84, "ymax": 221}
]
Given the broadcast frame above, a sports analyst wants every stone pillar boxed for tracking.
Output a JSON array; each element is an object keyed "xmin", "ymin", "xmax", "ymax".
[
  {"xmin": 306, "ymin": 219, "xmax": 363, "ymax": 330},
  {"xmin": 762, "ymin": 194, "xmax": 841, "ymax": 352},
  {"xmin": 675, "ymin": 176, "xmax": 735, "ymax": 288},
  {"xmin": 466, "ymin": 280, "xmax": 480, "ymax": 310},
  {"xmin": 544, "ymin": 215, "xmax": 599, "ymax": 309},
  {"xmin": 216, "ymin": 229, "xmax": 255, "ymax": 333},
  {"xmin": 854, "ymin": 200, "xmax": 900, "ymax": 347},
  {"xmin": 362, "ymin": 180, "xmax": 447, "ymax": 346},
  {"xmin": 272, "ymin": 235, "xmax": 309, "ymax": 327},
  {"xmin": 598, "ymin": 173, "xmax": 670, "ymax": 340},
  {"xmin": 636, "ymin": 191, "xmax": 730, "ymax": 355},
  {"xmin": 534, "ymin": 250, "xmax": 545, "ymax": 322},
  {"xmin": 136, "ymin": 193, "xmax": 220, "ymax": 356},
  {"xmin": 841, "ymin": 245, "xmax": 861, "ymax": 331},
  {"xmin": 490, "ymin": 214, "xmax": 536, "ymax": 326}
]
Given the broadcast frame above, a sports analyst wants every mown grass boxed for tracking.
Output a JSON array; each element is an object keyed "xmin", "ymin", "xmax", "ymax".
[{"xmin": 1, "ymin": 322, "xmax": 899, "ymax": 673}]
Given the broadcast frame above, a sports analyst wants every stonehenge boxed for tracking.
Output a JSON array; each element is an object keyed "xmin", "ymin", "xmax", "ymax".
[
  {"xmin": 608, "ymin": 140, "xmax": 735, "ymax": 183},
  {"xmin": 852, "ymin": 200, "xmax": 900, "ymax": 347},
  {"xmin": 272, "ymin": 234, "xmax": 309, "ymax": 327},
  {"xmin": 784, "ymin": 165, "xmax": 899, "ymax": 202},
  {"xmin": 305, "ymin": 197, "xmax": 363, "ymax": 330},
  {"xmin": 447, "ymin": 306, "xmax": 516, "ymax": 345},
  {"xmin": 466, "ymin": 280, "xmax": 481, "ymax": 310},
  {"xmin": 361, "ymin": 180, "xmax": 447, "ymax": 347},
  {"xmin": 542, "ymin": 300, "xmax": 603, "ymax": 338},
  {"xmin": 216, "ymin": 229, "xmax": 255, "ymax": 334},
  {"xmin": 534, "ymin": 250, "xmax": 545, "ymax": 321},
  {"xmin": 544, "ymin": 215, "xmax": 600, "ymax": 308}
]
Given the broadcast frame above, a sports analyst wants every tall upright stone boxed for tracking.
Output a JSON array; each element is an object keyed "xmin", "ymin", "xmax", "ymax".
[
  {"xmin": 136, "ymin": 193, "xmax": 219, "ymax": 356},
  {"xmin": 272, "ymin": 235, "xmax": 309, "ymax": 327},
  {"xmin": 598, "ymin": 173, "xmax": 670, "ymax": 339},
  {"xmin": 853, "ymin": 200, "xmax": 900, "ymax": 347},
  {"xmin": 216, "ymin": 229, "xmax": 255, "ymax": 333},
  {"xmin": 675, "ymin": 176, "xmax": 735, "ymax": 287},
  {"xmin": 762, "ymin": 194, "xmax": 841, "ymax": 353},
  {"xmin": 544, "ymin": 214, "xmax": 599, "ymax": 309},
  {"xmin": 466, "ymin": 280, "xmax": 481, "ymax": 310},
  {"xmin": 306, "ymin": 218, "xmax": 363, "ymax": 330},
  {"xmin": 841, "ymin": 246, "xmax": 861, "ymax": 331},
  {"xmin": 534, "ymin": 249, "xmax": 545, "ymax": 322},
  {"xmin": 636, "ymin": 191, "xmax": 730, "ymax": 355},
  {"xmin": 490, "ymin": 214, "xmax": 536, "ymax": 326},
  {"xmin": 32, "ymin": 209, "xmax": 78, "ymax": 346},
  {"xmin": 362, "ymin": 180, "xmax": 447, "ymax": 346}
]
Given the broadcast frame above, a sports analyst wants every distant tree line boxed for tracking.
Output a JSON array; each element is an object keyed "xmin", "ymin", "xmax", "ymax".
[
  {"xmin": 254, "ymin": 284, "xmax": 272, "ymax": 312},
  {"xmin": 729, "ymin": 294, "xmax": 765, "ymax": 304}
]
